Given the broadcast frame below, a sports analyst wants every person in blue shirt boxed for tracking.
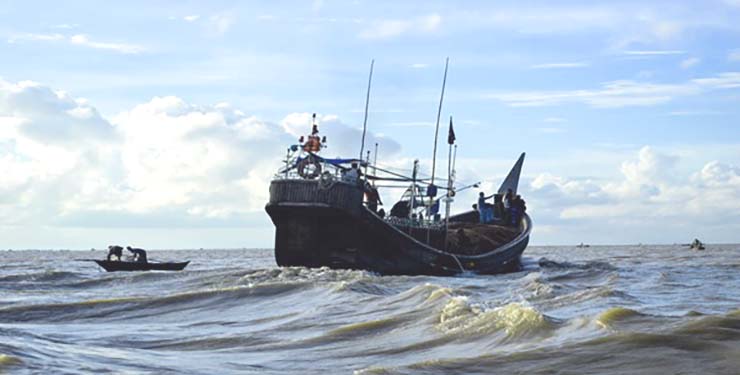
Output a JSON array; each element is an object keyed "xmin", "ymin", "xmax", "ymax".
[{"xmin": 478, "ymin": 192, "xmax": 494, "ymax": 223}]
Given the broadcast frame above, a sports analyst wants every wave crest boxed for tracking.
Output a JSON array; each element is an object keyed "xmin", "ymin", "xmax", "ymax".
[{"xmin": 437, "ymin": 299, "xmax": 554, "ymax": 339}]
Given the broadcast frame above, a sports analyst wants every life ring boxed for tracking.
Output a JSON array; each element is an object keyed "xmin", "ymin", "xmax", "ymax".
[
  {"xmin": 319, "ymin": 171, "xmax": 335, "ymax": 189},
  {"xmin": 297, "ymin": 156, "xmax": 322, "ymax": 179}
]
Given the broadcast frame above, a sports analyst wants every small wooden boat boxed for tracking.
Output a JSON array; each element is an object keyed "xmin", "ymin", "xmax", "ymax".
[{"xmin": 93, "ymin": 260, "xmax": 190, "ymax": 272}]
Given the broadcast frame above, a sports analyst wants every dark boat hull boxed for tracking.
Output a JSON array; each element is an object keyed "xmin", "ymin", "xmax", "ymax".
[
  {"xmin": 266, "ymin": 180, "xmax": 531, "ymax": 276},
  {"xmin": 94, "ymin": 260, "xmax": 190, "ymax": 272}
]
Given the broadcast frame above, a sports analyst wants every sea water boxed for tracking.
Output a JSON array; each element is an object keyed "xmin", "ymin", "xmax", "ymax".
[{"xmin": 1, "ymin": 245, "xmax": 739, "ymax": 374}]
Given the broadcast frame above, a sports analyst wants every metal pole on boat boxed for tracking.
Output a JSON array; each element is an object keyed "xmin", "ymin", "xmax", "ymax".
[
  {"xmin": 444, "ymin": 116, "xmax": 455, "ymax": 250},
  {"xmin": 452, "ymin": 144, "xmax": 458, "ymax": 174},
  {"xmin": 409, "ymin": 159, "xmax": 418, "ymax": 220},
  {"xmin": 365, "ymin": 150, "xmax": 371, "ymax": 183},
  {"xmin": 359, "ymin": 59, "xmax": 375, "ymax": 161},
  {"xmin": 429, "ymin": 57, "xmax": 449, "ymax": 189},
  {"xmin": 373, "ymin": 142, "xmax": 379, "ymax": 187}
]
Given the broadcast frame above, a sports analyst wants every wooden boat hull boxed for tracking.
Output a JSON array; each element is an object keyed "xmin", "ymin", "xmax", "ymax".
[
  {"xmin": 94, "ymin": 260, "xmax": 190, "ymax": 272},
  {"xmin": 266, "ymin": 179, "xmax": 531, "ymax": 276}
]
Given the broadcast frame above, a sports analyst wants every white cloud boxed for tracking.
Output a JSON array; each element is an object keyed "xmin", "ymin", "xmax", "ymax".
[
  {"xmin": 0, "ymin": 80, "xmax": 401, "ymax": 230},
  {"xmin": 69, "ymin": 34, "xmax": 144, "ymax": 54},
  {"xmin": 543, "ymin": 117, "xmax": 566, "ymax": 123},
  {"xmin": 522, "ymin": 146, "xmax": 740, "ymax": 243},
  {"xmin": 359, "ymin": 14, "xmax": 441, "ymax": 39},
  {"xmin": 183, "ymin": 15, "xmax": 200, "ymax": 22},
  {"xmin": 7, "ymin": 33, "xmax": 64, "ymax": 43},
  {"xmin": 7, "ymin": 32, "xmax": 143, "ymax": 54},
  {"xmin": 622, "ymin": 50, "xmax": 686, "ymax": 56},
  {"xmin": 692, "ymin": 72, "xmax": 740, "ymax": 88},
  {"xmin": 536, "ymin": 127, "xmax": 566, "ymax": 134},
  {"xmin": 489, "ymin": 72, "xmax": 740, "ymax": 108},
  {"xmin": 410, "ymin": 63, "xmax": 429, "ymax": 69},
  {"xmin": 668, "ymin": 110, "xmax": 724, "ymax": 116},
  {"xmin": 680, "ymin": 57, "xmax": 701, "ymax": 69},
  {"xmin": 208, "ymin": 13, "xmax": 236, "ymax": 35},
  {"xmin": 530, "ymin": 62, "xmax": 589, "ymax": 69},
  {"xmin": 51, "ymin": 24, "xmax": 79, "ymax": 29}
]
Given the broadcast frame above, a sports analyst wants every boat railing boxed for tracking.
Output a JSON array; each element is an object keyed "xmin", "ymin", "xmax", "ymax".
[{"xmin": 382, "ymin": 215, "xmax": 445, "ymax": 230}]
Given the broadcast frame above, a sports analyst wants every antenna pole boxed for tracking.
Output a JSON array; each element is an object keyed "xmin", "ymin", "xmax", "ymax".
[
  {"xmin": 359, "ymin": 59, "xmax": 375, "ymax": 160},
  {"xmin": 373, "ymin": 142, "xmax": 379, "ymax": 186},
  {"xmin": 452, "ymin": 144, "xmax": 458, "ymax": 172},
  {"xmin": 429, "ymin": 57, "xmax": 449, "ymax": 188}
]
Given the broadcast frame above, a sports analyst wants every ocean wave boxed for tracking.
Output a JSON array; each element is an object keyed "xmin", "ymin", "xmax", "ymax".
[
  {"xmin": 0, "ymin": 270, "xmax": 81, "ymax": 284},
  {"xmin": 0, "ymin": 354, "xmax": 23, "ymax": 369},
  {"xmin": 142, "ymin": 334, "xmax": 275, "ymax": 351},
  {"xmin": 538, "ymin": 258, "xmax": 617, "ymax": 271},
  {"xmin": 437, "ymin": 299, "xmax": 556, "ymax": 339},
  {"xmin": 237, "ymin": 266, "xmax": 372, "ymax": 288},
  {"xmin": 0, "ymin": 282, "xmax": 309, "ymax": 323},
  {"xmin": 595, "ymin": 307, "xmax": 645, "ymax": 328},
  {"xmin": 518, "ymin": 272, "xmax": 556, "ymax": 299}
]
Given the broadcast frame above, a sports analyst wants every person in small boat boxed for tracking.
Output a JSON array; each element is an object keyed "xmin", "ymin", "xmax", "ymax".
[
  {"xmin": 478, "ymin": 192, "xmax": 494, "ymax": 223},
  {"xmin": 126, "ymin": 246, "xmax": 148, "ymax": 263},
  {"xmin": 107, "ymin": 245, "xmax": 123, "ymax": 261}
]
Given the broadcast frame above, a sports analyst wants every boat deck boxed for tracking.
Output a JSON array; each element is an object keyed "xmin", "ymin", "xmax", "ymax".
[{"xmin": 446, "ymin": 222, "xmax": 520, "ymax": 255}]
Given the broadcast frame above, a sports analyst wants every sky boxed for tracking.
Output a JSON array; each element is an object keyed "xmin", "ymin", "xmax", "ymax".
[{"xmin": 1, "ymin": 0, "xmax": 740, "ymax": 249}]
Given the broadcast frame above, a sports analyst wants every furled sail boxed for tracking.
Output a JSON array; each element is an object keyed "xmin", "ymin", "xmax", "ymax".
[{"xmin": 497, "ymin": 152, "xmax": 526, "ymax": 195}]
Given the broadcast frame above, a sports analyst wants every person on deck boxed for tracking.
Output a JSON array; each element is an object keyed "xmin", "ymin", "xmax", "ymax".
[
  {"xmin": 503, "ymin": 189, "xmax": 514, "ymax": 223},
  {"xmin": 365, "ymin": 183, "xmax": 382, "ymax": 213},
  {"xmin": 342, "ymin": 162, "xmax": 361, "ymax": 183},
  {"xmin": 107, "ymin": 245, "xmax": 123, "ymax": 261},
  {"xmin": 126, "ymin": 246, "xmax": 148, "ymax": 263},
  {"xmin": 509, "ymin": 194, "xmax": 527, "ymax": 226},
  {"xmin": 478, "ymin": 192, "xmax": 494, "ymax": 223}
]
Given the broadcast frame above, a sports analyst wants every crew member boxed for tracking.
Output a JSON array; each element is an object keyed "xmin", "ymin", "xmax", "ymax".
[
  {"xmin": 107, "ymin": 245, "xmax": 123, "ymax": 261},
  {"xmin": 126, "ymin": 246, "xmax": 148, "ymax": 263},
  {"xmin": 478, "ymin": 192, "xmax": 494, "ymax": 223}
]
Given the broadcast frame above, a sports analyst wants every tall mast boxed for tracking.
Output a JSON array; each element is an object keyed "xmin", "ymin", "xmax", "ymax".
[
  {"xmin": 444, "ymin": 116, "xmax": 455, "ymax": 250},
  {"xmin": 429, "ymin": 57, "xmax": 449, "ymax": 188},
  {"xmin": 359, "ymin": 59, "xmax": 375, "ymax": 160},
  {"xmin": 409, "ymin": 160, "xmax": 418, "ymax": 220}
]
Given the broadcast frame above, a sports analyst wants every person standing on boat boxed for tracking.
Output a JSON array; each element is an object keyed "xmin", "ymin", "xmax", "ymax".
[
  {"xmin": 364, "ymin": 182, "xmax": 382, "ymax": 213},
  {"xmin": 107, "ymin": 245, "xmax": 123, "ymax": 261},
  {"xmin": 126, "ymin": 246, "xmax": 148, "ymax": 263},
  {"xmin": 478, "ymin": 192, "xmax": 494, "ymax": 223},
  {"xmin": 509, "ymin": 195, "xmax": 526, "ymax": 226},
  {"xmin": 503, "ymin": 189, "xmax": 515, "ymax": 223},
  {"xmin": 342, "ymin": 162, "xmax": 361, "ymax": 183}
]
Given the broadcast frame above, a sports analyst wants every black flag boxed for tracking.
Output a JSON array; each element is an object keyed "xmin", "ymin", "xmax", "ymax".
[{"xmin": 447, "ymin": 116, "xmax": 455, "ymax": 144}]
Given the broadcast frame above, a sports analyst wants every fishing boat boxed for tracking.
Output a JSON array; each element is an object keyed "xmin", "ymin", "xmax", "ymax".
[
  {"xmin": 93, "ymin": 260, "xmax": 190, "ymax": 272},
  {"xmin": 265, "ymin": 61, "xmax": 531, "ymax": 276}
]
